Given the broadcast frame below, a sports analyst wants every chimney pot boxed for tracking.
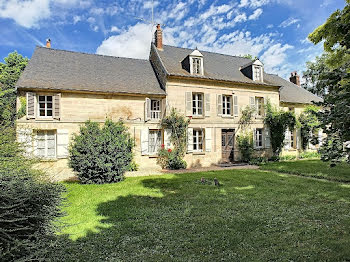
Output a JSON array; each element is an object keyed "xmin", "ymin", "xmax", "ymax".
[
  {"xmin": 46, "ymin": 38, "xmax": 51, "ymax": 48},
  {"xmin": 289, "ymin": 71, "xmax": 300, "ymax": 86},
  {"xmin": 154, "ymin": 24, "xmax": 163, "ymax": 50}
]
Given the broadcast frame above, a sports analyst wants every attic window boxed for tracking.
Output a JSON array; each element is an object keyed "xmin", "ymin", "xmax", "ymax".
[
  {"xmin": 253, "ymin": 65, "xmax": 262, "ymax": 81},
  {"xmin": 192, "ymin": 58, "xmax": 201, "ymax": 74},
  {"xmin": 189, "ymin": 49, "xmax": 204, "ymax": 75}
]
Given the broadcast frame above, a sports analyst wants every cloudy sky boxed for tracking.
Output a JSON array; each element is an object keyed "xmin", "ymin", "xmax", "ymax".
[{"xmin": 0, "ymin": 0, "xmax": 346, "ymax": 79}]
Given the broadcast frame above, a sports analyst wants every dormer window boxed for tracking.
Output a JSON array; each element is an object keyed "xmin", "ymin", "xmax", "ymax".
[
  {"xmin": 253, "ymin": 65, "xmax": 262, "ymax": 81},
  {"xmin": 184, "ymin": 49, "xmax": 203, "ymax": 75},
  {"xmin": 192, "ymin": 58, "xmax": 201, "ymax": 74},
  {"xmin": 240, "ymin": 59, "xmax": 264, "ymax": 82}
]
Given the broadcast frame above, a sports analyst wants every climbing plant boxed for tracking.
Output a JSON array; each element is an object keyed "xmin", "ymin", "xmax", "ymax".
[
  {"xmin": 157, "ymin": 108, "xmax": 190, "ymax": 169},
  {"xmin": 298, "ymin": 105, "xmax": 320, "ymax": 150},
  {"xmin": 236, "ymin": 106, "xmax": 255, "ymax": 162},
  {"xmin": 264, "ymin": 101, "xmax": 296, "ymax": 157}
]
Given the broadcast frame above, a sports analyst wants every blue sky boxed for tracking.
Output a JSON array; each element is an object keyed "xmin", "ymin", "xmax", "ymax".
[{"xmin": 0, "ymin": 0, "xmax": 346, "ymax": 80}]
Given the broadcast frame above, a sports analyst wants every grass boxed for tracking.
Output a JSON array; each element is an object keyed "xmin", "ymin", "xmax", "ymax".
[
  {"xmin": 261, "ymin": 160, "xmax": 350, "ymax": 182},
  {"xmin": 51, "ymin": 164, "xmax": 350, "ymax": 261}
]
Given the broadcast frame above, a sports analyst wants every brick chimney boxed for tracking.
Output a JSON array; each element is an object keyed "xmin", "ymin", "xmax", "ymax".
[
  {"xmin": 154, "ymin": 24, "xmax": 163, "ymax": 50},
  {"xmin": 46, "ymin": 38, "xmax": 51, "ymax": 48},
  {"xmin": 289, "ymin": 71, "xmax": 300, "ymax": 86}
]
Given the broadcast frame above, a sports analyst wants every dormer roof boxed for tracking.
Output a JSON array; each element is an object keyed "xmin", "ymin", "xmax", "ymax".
[{"xmin": 190, "ymin": 49, "xmax": 203, "ymax": 57}]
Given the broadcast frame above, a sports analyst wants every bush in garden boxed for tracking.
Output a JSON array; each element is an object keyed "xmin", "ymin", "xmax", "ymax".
[
  {"xmin": 69, "ymin": 119, "xmax": 134, "ymax": 184},
  {"xmin": 0, "ymin": 125, "xmax": 65, "ymax": 261},
  {"xmin": 157, "ymin": 146, "xmax": 187, "ymax": 170},
  {"xmin": 237, "ymin": 132, "xmax": 254, "ymax": 162}
]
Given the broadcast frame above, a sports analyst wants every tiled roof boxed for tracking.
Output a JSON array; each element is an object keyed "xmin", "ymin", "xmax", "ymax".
[{"xmin": 16, "ymin": 47, "xmax": 165, "ymax": 96}]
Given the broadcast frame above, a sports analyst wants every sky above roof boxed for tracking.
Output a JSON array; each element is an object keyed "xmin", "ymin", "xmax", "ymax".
[{"xmin": 0, "ymin": 0, "xmax": 346, "ymax": 80}]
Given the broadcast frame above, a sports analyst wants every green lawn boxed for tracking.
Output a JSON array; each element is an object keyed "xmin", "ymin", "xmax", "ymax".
[
  {"xmin": 261, "ymin": 160, "xmax": 350, "ymax": 182},
  {"xmin": 52, "ymin": 166, "xmax": 350, "ymax": 261}
]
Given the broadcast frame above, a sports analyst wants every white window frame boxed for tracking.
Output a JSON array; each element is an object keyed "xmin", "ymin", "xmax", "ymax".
[
  {"xmin": 148, "ymin": 129, "xmax": 162, "ymax": 155},
  {"xmin": 189, "ymin": 56, "xmax": 204, "ymax": 75},
  {"xmin": 35, "ymin": 130, "xmax": 56, "ymax": 158},
  {"xmin": 222, "ymin": 95, "xmax": 232, "ymax": 116},
  {"xmin": 253, "ymin": 65, "xmax": 262, "ymax": 82},
  {"xmin": 255, "ymin": 128, "xmax": 263, "ymax": 149},
  {"xmin": 193, "ymin": 129, "xmax": 204, "ymax": 152},
  {"xmin": 37, "ymin": 95, "xmax": 53, "ymax": 118},
  {"xmin": 192, "ymin": 93, "xmax": 203, "ymax": 116},
  {"xmin": 150, "ymin": 99, "xmax": 161, "ymax": 120},
  {"xmin": 255, "ymin": 97, "xmax": 264, "ymax": 116}
]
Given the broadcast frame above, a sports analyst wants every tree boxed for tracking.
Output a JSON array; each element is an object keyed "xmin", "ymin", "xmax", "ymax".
[
  {"xmin": 307, "ymin": 1, "xmax": 350, "ymax": 162},
  {"xmin": 69, "ymin": 120, "xmax": 134, "ymax": 184},
  {"xmin": 0, "ymin": 51, "xmax": 28, "ymax": 126},
  {"xmin": 298, "ymin": 105, "xmax": 320, "ymax": 150}
]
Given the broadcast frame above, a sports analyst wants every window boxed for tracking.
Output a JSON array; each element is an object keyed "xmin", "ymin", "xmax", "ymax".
[
  {"xmin": 38, "ymin": 95, "xmax": 53, "ymax": 117},
  {"xmin": 255, "ymin": 128, "xmax": 263, "ymax": 148},
  {"xmin": 193, "ymin": 129, "xmax": 204, "ymax": 152},
  {"xmin": 192, "ymin": 93, "xmax": 203, "ymax": 116},
  {"xmin": 255, "ymin": 97, "xmax": 264, "ymax": 116},
  {"xmin": 36, "ymin": 130, "xmax": 56, "ymax": 158},
  {"xmin": 253, "ymin": 66, "xmax": 262, "ymax": 81},
  {"xmin": 151, "ymin": 99, "xmax": 161, "ymax": 120},
  {"xmin": 148, "ymin": 130, "xmax": 162, "ymax": 155},
  {"xmin": 192, "ymin": 58, "xmax": 201, "ymax": 74},
  {"xmin": 222, "ymin": 95, "xmax": 231, "ymax": 115}
]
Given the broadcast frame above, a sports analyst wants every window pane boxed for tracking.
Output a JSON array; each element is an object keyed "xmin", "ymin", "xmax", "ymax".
[
  {"xmin": 39, "ymin": 96, "xmax": 45, "ymax": 101},
  {"xmin": 47, "ymin": 96, "xmax": 53, "ymax": 101},
  {"xmin": 40, "ymin": 110, "xmax": 45, "ymax": 116},
  {"xmin": 47, "ymin": 110, "xmax": 53, "ymax": 116},
  {"xmin": 47, "ymin": 103, "xmax": 52, "ymax": 109},
  {"xmin": 39, "ymin": 103, "xmax": 45, "ymax": 109},
  {"xmin": 47, "ymin": 148, "xmax": 55, "ymax": 157}
]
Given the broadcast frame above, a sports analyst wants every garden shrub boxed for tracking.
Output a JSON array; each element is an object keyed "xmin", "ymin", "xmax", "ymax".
[
  {"xmin": 237, "ymin": 132, "xmax": 254, "ymax": 162},
  {"xmin": 280, "ymin": 155, "xmax": 297, "ymax": 161},
  {"xmin": 0, "ymin": 126, "xmax": 65, "ymax": 261},
  {"xmin": 158, "ymin": 108, "xmax": 190, "ymax": 170},
  {"xmin": 299, "ymin": 151, "xmax": 321, "ymax": 159},
  {"xmin": 69, "ymin": 119, "xmax": 134, "ymax": 184},
  {"xmin": 249, "ymin": 157, "xmax": 268, "ymax": 165}
]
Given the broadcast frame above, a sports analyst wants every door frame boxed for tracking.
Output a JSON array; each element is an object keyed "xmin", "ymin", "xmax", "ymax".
[{"xmin": 221, "ymin": 128, "xmax": 235, "ymax": 163}]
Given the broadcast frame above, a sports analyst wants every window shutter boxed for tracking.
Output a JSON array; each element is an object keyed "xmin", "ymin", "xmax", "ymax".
[
  {"xmin": 217, "ymin": 94, "xmax": 222, "ymax": 116},
  {"xmin": 26, "ymin": 92, "xmax": 36, "ymax": 119},
  {"xmin": 164, "ymin": 129, "xmax": 172, "ymax": 149},
  {"xmin": 264, "ymin": 127, "xmax": 271, "ymax": 149},
  {"xmin": 205, "ymin": 128, "xmax": 212, "ymax": 152},
  {"xmin": 53, "ymin": 93, "xmax": 61, "ymax": 120},
  {"xmin": 205, "ymin": 93, "xmax": 210, "ymax": 117},
  {"xmin": 253, "ymin": 128, "xmax": 257, "ymax": 149},
  {"xmin": 284, "ymin": 128, "xmax": 291, "ymax": 150},
  {"xmin": 57, "ymin": 129, "xmax": 69, "ymax": 158},
  {"xmin": 233, "ymin": 95, "xmax": 239, "ymax": 117},
  {"xmin": 145, "ymin": 98, "xmax": 151, "ymax": 121},
  {"xmin": 187, "ymin": 127, "xmax": 193, "ymax": 153},
  {"xmin": 185, "ymin": 92, "xmax": 192, "ymax": 116},
  {"xmin": 161, "ymin": 98, "xmax": 167, "ymax": 118},
  {"xmin": 249, "ymin": 96, "xmax": 255, "ymax": 110},
  {"xmin": 141, "ymin": 128, "xmax": 149, "ymax": 155},
  {"xmin": 17, "ymin": 128, "xmax": 33, "ymax": 156},
  {"xmin": 296, "ymin": 128, "xmax": 301, "ymax": 149}
]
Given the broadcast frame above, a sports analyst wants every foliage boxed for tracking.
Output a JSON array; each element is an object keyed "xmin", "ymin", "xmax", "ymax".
[
  {"xmin": 54, "ymin": 168, "xmax": 350, "ymax": 261},
  {"xmin": 279, "ymin": 154, "xmax": 297, "ymax": 161},
  {"xmin": 157, "ymin": 147, "xmax": 187, "ymax": 170},
  {"xmin": 69, "ymin": 119, "xmax": 134, "ymax": 184},
  {"xmin": 238, "ymin": 106, "xmax": 255, "ymax": 131},
  {"xmin": 307, "ymin": 1, "xmax": 350, "ymax": 163},
  {"xmin": 17, "ymin": 96, "xmax": 26, "ymax": 119},
  {"xmin": 264, "ymin": 101, "xmax": 296, "ymax": 156},
  {"xmin": 158, "ymin": 108, "xmax": 190, "ymax": 169},
  {"xmin": 240, "ymin": 54, "xmax": 258, "ymax": 60},
  {"xmin": 0, "ymin": 51, "xmax": 28, "ymax": 126},
  {"xmin": 236, "ymin": 132, "xmax": 254, "ymax": 162},
  {"xmin": 249, "ymin": 156, "xmax": 268, "ymax": 165},
  {"xmin": 0, "ymin": 125, "xmax": 65, "ymax": 261},
  {"xmin": 298, "ymin": 105, "xmax": 320, "ymax": 150},
  {"xmin": 298, "ymin": 151, "xmax": 321, "ymax": 159}
]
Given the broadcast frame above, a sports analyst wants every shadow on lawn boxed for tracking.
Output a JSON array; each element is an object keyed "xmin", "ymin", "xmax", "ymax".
[{"xmin": 51, "ymin": 173, "xmax": 234, "ymax": 261}]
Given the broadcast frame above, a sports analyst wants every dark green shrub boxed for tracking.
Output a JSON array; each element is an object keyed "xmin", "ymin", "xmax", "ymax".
[
  {"xmin": 249, "ymin": 157, "xmax": 268, "ymax": 165},
  {"xmin": 0, "ymin": 126, "xmax": 65, "ymax": 261},
  {"xmin": 69, "ymin": 119, "xmax": 134, "ymax": 184},
  {"xmin": 237, "ymin": 132, "xmax": 254, "ymax": 162}
]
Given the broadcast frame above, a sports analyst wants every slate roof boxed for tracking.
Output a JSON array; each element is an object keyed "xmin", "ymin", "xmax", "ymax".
[
  {"xmin": 16, "ymin": 47, "xmax": 165, "ymax": 96},
  {"xmin": 156, "ymin": 44, "xmax": 322, "ymax": 104}
]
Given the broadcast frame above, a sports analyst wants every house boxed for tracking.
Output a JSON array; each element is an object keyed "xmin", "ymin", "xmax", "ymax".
[{"xmin": 16, "ymin": 25, "xmax": 322, "ymax": 179}]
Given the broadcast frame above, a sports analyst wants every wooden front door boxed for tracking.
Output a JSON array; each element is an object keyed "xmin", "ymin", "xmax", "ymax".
[{"xmin": 222, "ymin": 129, "xmax": 235, "ymax": 163}]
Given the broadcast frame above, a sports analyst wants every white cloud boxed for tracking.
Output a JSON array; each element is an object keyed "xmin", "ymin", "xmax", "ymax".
[
  {"xmin": 267, "ymin": 24, "xmax": 273, "ymax": 29},
  {"xmin": 143, "ymin": 1, "xmax": 159, "ymax": 9},
  {"xmin": 239, "ymin": 0, "xmax": 270, "ymax": 8},
  {"xmin": 239, "ymin": 0, "xmax": 249, "ymax": 7},
  {"xmin": 0, "ymin": 0, "xmax": 51, "ymax": 28},
  {"xmin": 73, "ymin": 15, "xmax": 81, "ymax": 24},
  {"xmin": 261, "ymin": 43, "xmax": 293, "ymax": 74},
  {"xmin": 200, "ymin": 3, "xmax": 233, "ymax": 21},
  {"xmin": 234, "ymin": 13, "xmax": 247, "ymax": 23},
  {"xmin": 110, "ymin": 26, "xmax": 120, "ymax": 33},
  {"xmin": 248, "ymin": 8, "xmax": 263, "ymax": 20},
  {"xmin": 279, "ymin": 17, "xmax": 300, "ymax": 28},
  {"xmin": 96, "ymin": 23, "xmax": 153, "ymax": 59}
]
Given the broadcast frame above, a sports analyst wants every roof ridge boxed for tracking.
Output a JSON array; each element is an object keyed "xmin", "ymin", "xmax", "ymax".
[
  {"xmin": 162, "ymin": 44, "xmax": 252, "ymax": 61},
  {"xmin": 35, "ymin": 46, "xmax": 150, "ymax": 62}
]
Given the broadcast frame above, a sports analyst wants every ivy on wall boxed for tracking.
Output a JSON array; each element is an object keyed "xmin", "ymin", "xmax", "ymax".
[{"xmin": 298, "ymin": 105, "xmax": 320, "ymax": 150}]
